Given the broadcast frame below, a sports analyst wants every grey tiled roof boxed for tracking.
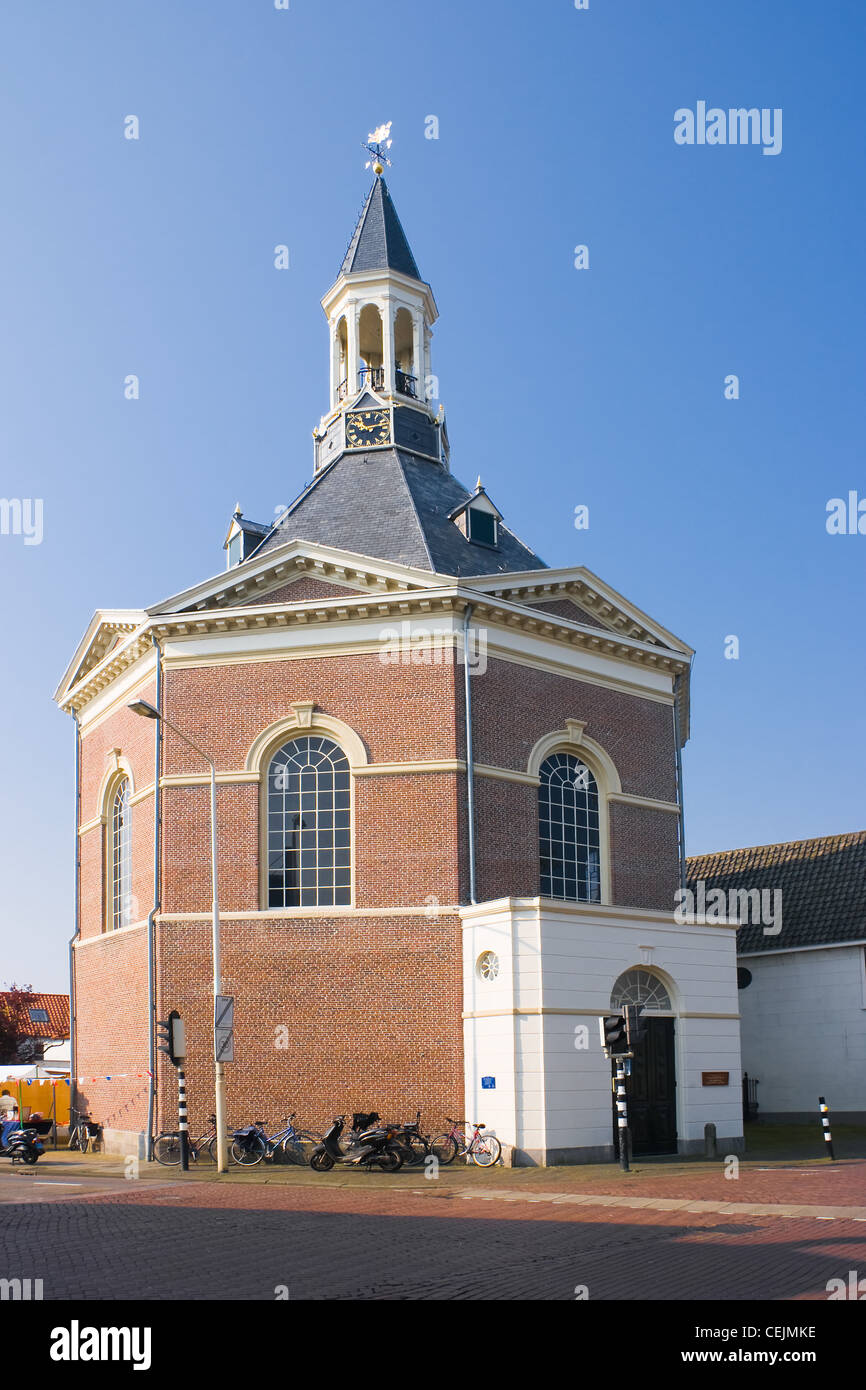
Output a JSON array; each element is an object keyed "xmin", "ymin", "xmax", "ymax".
[
  {"xmin": 340, "ymin": 177, "xmax": 422, "ymax": 281},
  {"xmin": 252, "ymin": 449, "xmax": 546, "ymax": 577},
  {"xmin": 686, "ymin": 831, "xmax": 866, "ymax": 953}
]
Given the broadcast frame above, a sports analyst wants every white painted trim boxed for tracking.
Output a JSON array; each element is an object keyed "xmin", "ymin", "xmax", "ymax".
[
  {"xmin": 244, "ymin": 710, "xmax": 369, "ymax": 774},
  {"xmin": 609, "ymin": 792, "xmax": 680, "ymax": 815},
  {"xmin": 738, "ymin": 938, "xmax": 866, "ymax": 959},
  {"xmin": 155, "ymin": 906, "xmax": 461, "ymax": 921},
  {"xmin": 73, "ymin": 919, "xmax": 148, "ymax": 948}
]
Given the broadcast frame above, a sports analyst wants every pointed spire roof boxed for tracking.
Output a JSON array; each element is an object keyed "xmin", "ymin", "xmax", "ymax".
[{"xmin": 340, "ymin": 176, "xmax": 422, "ymax": 281}]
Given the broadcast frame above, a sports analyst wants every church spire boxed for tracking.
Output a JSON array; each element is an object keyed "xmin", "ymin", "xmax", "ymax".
[
  {"xmin": 339, "ymin": 175, "xmax": 422, "ymax": 282},
  {"xmin": 315, "ymin": 130, "xmax": 440, "ymax": 470}
]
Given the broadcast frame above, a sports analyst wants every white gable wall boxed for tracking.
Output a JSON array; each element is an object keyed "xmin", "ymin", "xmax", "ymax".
[{"xmin": 739, "ymin": 944, "xmax": 866, "ymax": 1119}]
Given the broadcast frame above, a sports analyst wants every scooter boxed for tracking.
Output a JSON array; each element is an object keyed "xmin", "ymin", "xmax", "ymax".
[
  {"xmin": 0, "ymin": 1127, "xmax": 45, "ymax": 1166},
  {"xmin": 310, "ymin": 1113, "xmax": 403, "ymax": 1173}
]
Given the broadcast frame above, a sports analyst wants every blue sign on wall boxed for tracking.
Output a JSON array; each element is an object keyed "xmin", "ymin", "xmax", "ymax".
[{"xmin": 481, "ymin": 1076, "xmax": 496, "ymax": 1089}]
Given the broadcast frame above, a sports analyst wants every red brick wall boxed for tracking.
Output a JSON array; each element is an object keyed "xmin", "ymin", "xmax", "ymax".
[
  {"xmin": 72, "ymin": 926, "xmax": 150, "ymax": 1136},
  {"xmin": 78, "ymin": 683, "xmax": 157, "ymax": 941},
  {"xmin": 526, "ymin": 598, "xmax": 609, "ymax": 629},
  {"xmin": 237, "ymin": 577, "xmax": 363, "ymax": 606},
  {"xmin": 155, "ymin": 915, "xmax": 464, "ymax": 1137},
  {"xmin": 469, "ymin": 656, "xmax": 677, "ymax": 803},
  {"xmin": 161, "ymin": 653, "xmax": 459, "ymax": 775},
  {"xmin": 609, "ymin": 802, "xmax": 680, "ymax": 910}
]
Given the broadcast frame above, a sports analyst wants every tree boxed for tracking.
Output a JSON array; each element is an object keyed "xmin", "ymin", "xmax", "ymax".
[{"xmin": 0, "ymin": 984, "xmax": 36, "ymax": 1065}]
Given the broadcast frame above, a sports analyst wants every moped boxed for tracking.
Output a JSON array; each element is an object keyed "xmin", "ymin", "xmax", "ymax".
[{"xmin": 310, "ymin": 1113, "xmax": 403, "ymax": 1173}]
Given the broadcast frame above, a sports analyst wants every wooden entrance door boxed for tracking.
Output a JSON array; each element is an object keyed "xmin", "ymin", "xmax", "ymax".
[{"xmin": 613, "ymin": 1018, "xmax": 677, "ymax": 1157}]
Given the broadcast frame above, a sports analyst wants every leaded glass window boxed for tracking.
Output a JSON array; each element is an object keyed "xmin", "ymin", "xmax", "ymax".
[
  {"xmin": 111, "ymin": 778, "xmax": 132, "ymax": 930},
  {"xmin": 610, "ymin": 968, "xmax": 671, "ymax": 1012},
  {"xmin": 538, "ymin": 752, "xmax": 600, "ymax": 902},
  {"xmin": 267, "ymin": 736, "xmax": 351, "ymax": 908}
]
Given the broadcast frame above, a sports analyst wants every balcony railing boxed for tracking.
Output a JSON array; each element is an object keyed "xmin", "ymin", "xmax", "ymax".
[
  {"xmin": 337, "ymin": 367, "xmax": 418, "ymax": 399},
  {"xmin": 358, "ymin": 365, "xmax": 385, "ymax": 391}
]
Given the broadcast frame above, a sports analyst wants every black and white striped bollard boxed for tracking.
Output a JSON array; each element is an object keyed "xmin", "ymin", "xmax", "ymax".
[
  {"xmin": 178, "ymin": 1068, "xmax": 190, "ymax": 1171},
  {"xmin": 818, "ymin": 1096, "xmax": 835, "ymax": 1161},
  {"xmin": 615, "ymin": 1059, "xmax": 630, "ymax": 1172}
]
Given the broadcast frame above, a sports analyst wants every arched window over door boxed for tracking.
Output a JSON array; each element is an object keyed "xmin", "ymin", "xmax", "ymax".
[
  {"xmin": 110, "ymin": 778, "xmax": 132, "ymax": 931},
  {"xmin": 610, "ymin": 968, "xmax": 672, "ymax": 1012},
  {"xmin": 266, "ymin": 736, "xmax": 351, "ymax": 908},
  {"xmin": 538, "ymin": 752, "xmax": 601, "ymax": 902}
]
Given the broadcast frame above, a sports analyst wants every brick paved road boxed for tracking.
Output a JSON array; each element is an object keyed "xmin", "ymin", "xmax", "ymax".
[{"xmin": 2, "ymin": 1165, "xmax": 866, "ymax": 1300}]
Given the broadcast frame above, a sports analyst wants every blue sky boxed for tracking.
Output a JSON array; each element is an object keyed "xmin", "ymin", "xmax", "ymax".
[{"xmin": 0, "ymin": 1, "xmax": 863, "ymax": 989}]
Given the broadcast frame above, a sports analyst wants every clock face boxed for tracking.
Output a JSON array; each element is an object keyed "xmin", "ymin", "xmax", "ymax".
[{"xmin": 346, "ymin": 410, "xmax": 390, "ymax": 449}]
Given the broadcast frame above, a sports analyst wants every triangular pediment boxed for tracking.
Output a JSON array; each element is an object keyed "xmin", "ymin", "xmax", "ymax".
[
  {"xmin": 465, "ymin": 566, "xmax": 693, "ymax": 656},
  {"xmin": 147, "ymin": 538, "xmax": 448, "ymax": 618},
  {"xmin": 347, "ymin": 389, "xmax": 386, "ymax": 411},
  {"xmin": 53, "ymin": 610, "xmax": 147, "ymax": 705}
]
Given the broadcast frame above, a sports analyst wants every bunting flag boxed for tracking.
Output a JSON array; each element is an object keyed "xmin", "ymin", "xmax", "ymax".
[{"xmin": 76, "ymin": 1072, "xmax": 152, "ymax": 1084}]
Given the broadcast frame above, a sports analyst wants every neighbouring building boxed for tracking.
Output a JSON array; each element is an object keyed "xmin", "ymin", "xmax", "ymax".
[
  {"xmin": 54, "ymin": 167, "xmax": 743, "ymax": 1162},
  {"xmin": 0, "ymin": 992, "xmax": 70, "ymax": 1068},
  {"xmin": 688, "ymin": 831, "xmax": 866, "ymax": 1123}
]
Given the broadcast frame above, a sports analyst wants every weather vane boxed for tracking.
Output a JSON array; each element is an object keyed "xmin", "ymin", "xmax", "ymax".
[{"xmin": 363, "ymin": 121, "xmax": 393, "ymax": 175}]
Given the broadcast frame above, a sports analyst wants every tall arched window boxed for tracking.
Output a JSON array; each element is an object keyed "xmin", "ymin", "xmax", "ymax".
[
  {"xmin": 111, "ymin": 778, "xmax": 132, "ymax": 931},
  {"xmin": 538, "ymin": 752, "xmax": 600, "ymax": 902},
  {"xmin": 267, "ymin": 736, "xmax": 351, "ymax": 908}
]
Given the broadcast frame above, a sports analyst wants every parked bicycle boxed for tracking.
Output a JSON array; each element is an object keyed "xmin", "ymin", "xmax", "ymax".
[
  {"xmin": 389, "ymin": 1111, "xmax": 432, "ymax": 1167},
  {"xmin": 67, "ymin": 1109, "xmax": 101, "ymax": 1154},
  {"xmin": 230, "ymin": 1114, "xmax": 321, "ymax": 1167},
  {"xmin": 154, "ymin": 1113, "xmax": 224, "ymax": 1166},
  {"xmin": 430, "ymin": 1118, "xmax": 502, "ymax": 1167}
]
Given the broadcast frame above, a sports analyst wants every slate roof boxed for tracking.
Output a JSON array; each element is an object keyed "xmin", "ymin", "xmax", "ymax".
[
  {"xmin": 0, "ymin": 992, "xmax": 70, "ymax": 1040},
  {"xmin": 340, "ymin": 177, "xmax": 422, "ymax": 281},
  {"xmin": 252, "ymin": 449, "xmax": 547, "ymax": 577},
  {"xmin": 686, "ymin": 831, "xmax": 866, "ymax": 954}
]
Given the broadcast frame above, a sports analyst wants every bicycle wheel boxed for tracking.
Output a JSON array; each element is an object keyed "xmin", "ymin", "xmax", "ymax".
[
  {"xmin": 403, "ymin": 1135, "xmax": 430, "ymax": 1167},
  {"xmin": 206, "ymin": 1135, "xmax": 232, "ymax": 1164},
  {"xmin": 154, "ymin": 1133, "xmax": 182, "ymax": 1166},
  {"xmin": 471, "ymin": 1134, "xmax": 502, "ymax": 1167},
  {"xmin": 430, "ymin": 1134, "xmax": 458, "ymax": 1165},
  {"xmin": 373, "ymin": 1146, "xmax": 403, "ymax": 1173},
  {"xmin": 231, "ymin": 1135, "xmax": 266, "ymax": 1166},
  {"xmin": 281, "ymin": 1131, "xmax": 321, "ymax": 1166},
  {"xmin": 192, "ymin": 1136, "xmax": 216, "ymax": 1164}
]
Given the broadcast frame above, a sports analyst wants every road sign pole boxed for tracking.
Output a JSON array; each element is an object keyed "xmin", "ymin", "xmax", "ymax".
[
  {"xmin": 615, "ymin": 1058, "xmax": 630, "ymax": 1172},
  {"xmin": 177, "ymin": 1067, "xmax": 189, "ymax": 1171}
]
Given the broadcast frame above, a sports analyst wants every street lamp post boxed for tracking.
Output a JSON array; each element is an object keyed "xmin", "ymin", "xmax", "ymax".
[{"xmin": 128, "ymin": 699, "xmax": 229, "ymax": 1173}]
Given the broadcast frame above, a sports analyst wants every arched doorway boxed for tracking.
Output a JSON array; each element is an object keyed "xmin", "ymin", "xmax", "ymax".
[{"xmin": 610, "ymin": 968, "xmax": 677, "ymax": 1157}]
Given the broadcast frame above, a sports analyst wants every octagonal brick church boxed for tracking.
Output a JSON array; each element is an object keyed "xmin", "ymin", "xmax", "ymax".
[{"xmin": 55, "ymin": 172, "xmax": 743, "ymax": 1163}]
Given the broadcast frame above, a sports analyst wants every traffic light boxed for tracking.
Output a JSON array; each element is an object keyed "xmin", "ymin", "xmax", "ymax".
[
  {"xmin": 599, "ymin": 1013, "xmax": 628, "ymax": 1057},
  {"xmin": 156, "ymin": 1010, "xmax": 186, "ymax": 1067},
  {"xmin": 624, "ymin": 1004, "xmax": 647, "ymax": 1049}
]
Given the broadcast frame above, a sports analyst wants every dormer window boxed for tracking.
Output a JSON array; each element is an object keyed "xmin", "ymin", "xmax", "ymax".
[
  {"xmin": 224, "ymin": 505, "xmax": 270, "ymax": 570},
  {"xmin": 449, "ymin": 480, "xmax": 503, "ymax": 550},
  {"xmin": 467, "ymin": 507, "xmax": 497, "ymax": 547}
]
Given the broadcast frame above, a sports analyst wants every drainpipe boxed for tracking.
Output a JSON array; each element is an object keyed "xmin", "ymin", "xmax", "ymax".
[
  {"xmin": 68, "ymin": 712, "xmax": 81, "ymax": 1131},
  {"xmin": 463, "ymin": 603, "xmax": 477, "ymax": 904},
  {"xmin": 145, "ymin": 635, "xmax": 163, "ymax": 1159},
  {"xmin": 673, "ymin": 673, "xmax": 687, "ymax": 892}
]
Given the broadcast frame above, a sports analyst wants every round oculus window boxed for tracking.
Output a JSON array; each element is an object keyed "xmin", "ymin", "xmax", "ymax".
[{"xmin": 477, "ymin": 950, "xmax": 500, "ymax": 982}]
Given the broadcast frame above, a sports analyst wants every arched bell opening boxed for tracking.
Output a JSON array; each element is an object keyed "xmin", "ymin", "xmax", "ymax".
[
  {"xmin": 334, "ymin": 315, "xmax": 349, "ymax": 403},
  {"xmin": 394, "ymin": 307, "xmax": 417, "ymax": 399},
  {"xmin": 358, "ymin": 304, "xmax": 384, "ymax": 392}
]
